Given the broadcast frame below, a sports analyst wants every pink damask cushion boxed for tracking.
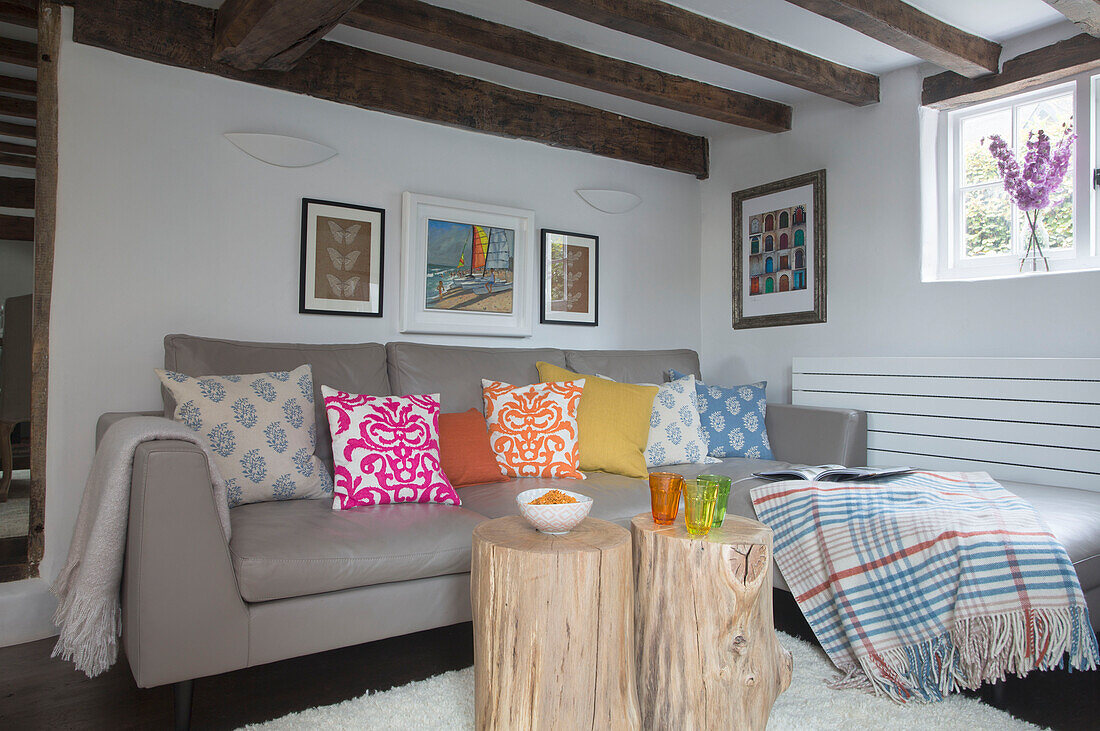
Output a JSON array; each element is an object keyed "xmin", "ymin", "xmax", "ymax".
[{"xmin": 322, "ymin": 387, "xmax": 461, "ymax": 510}]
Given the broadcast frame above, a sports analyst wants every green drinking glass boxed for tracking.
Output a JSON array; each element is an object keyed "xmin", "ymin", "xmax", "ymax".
[
  {"xmin": 698, "ymin": 474, "xmax": 733, "ymax": 528},
  {"xmin": 682, "ymin": 478, "xmax": 718, "ymax": 538}
]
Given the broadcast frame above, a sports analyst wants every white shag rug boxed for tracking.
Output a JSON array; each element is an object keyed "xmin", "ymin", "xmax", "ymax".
[{"xmin": 242, "ymin": 631, "xmax": 1042, "ymax": 730}]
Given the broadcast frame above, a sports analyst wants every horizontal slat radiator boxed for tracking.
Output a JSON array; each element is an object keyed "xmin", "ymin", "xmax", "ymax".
[{"xmin": 792, "ymin": 357, "xmax": 1100, "ymax": 492}]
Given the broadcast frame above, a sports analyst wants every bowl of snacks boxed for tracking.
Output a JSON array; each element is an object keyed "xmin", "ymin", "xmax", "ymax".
[{"xmin": 516, "ymin": 488, "xmax": 593, "ymax": 534}]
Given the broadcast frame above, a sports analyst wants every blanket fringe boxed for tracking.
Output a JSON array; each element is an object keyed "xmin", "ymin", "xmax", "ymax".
[
  {"xmin": 50, "ymin": 564, "xmax": 122, "ymax": 679},
  {"xmin": 855, "ymin": 606, "xmax": 1099, "ymax": 703}
]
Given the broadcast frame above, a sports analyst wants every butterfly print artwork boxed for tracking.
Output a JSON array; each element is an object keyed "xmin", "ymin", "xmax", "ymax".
[
  {"xmin": 326, "ymin": 274, "xmax": 360, "ymax": 298},
  {"xmin": 327, "ymin": 247, "xmax": 361, "ymax": 271},
  {"xmin": 328, "ymin": 220, "xmax": 361, "ymax": 247},
  {"xmin": 301, "ymin": 199, "xmax": 384, "ymax": 317}
]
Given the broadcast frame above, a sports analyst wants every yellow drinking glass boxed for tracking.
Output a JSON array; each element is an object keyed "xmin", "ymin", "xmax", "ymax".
[{"xmin": 682, "ymin": 478, "xmax": 718, "ymax": 537}]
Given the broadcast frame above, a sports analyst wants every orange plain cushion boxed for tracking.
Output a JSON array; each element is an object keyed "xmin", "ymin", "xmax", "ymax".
[{"xmin": 438, "ymin": 409, "xmax": 509, "ymax": 487}]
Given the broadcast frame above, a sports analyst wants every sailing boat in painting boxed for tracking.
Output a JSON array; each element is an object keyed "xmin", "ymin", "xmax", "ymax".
[{"xmin": 425, "ymin": 219, "xmax": 515, "ymax": 313}]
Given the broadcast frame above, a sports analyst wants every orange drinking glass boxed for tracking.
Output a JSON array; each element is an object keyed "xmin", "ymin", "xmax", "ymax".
[{"xmin": 649, "ymin": 472, "xmax": 684, "ymax": 525}]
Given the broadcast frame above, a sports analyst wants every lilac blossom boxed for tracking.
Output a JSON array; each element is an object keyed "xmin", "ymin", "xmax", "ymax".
[{"xmin": 985, "ymin": 126, "xmax": 1075, "ymax": 211}]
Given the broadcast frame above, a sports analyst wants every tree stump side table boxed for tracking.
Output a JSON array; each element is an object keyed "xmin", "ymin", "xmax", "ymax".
[
  {"xmin": 631, "ymin": 513, "xmax": 793, "ymax": 731},
  {"xmin": 471, "ymin": 516, "xmax": 641, "ymax": 731}
]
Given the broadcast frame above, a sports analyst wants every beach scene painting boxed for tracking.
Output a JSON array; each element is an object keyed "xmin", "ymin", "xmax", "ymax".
[{"xmin": 424, "ymin": 219, "xmax": 515, "ymax": 313}]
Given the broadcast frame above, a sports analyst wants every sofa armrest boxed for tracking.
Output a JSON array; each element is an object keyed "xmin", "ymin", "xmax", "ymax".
[
  {"xmin": 122, "ymin": 440, "xmax": 249, "ymax": 687},
  {"xmin": 96, "ymin": 411, "xmax": 163, "ymax": 448},
  {"xmin": 765, "ymin": 403, "xmax": 867, "ymax": 467}
]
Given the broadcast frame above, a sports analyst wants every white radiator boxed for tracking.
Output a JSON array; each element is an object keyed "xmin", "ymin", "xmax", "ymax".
[{"xmin": 791, "ymin": 357, "xmax": 1100, "ymax": 492}]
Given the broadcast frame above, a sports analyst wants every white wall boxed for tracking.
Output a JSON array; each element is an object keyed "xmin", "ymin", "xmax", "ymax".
[
  {"xmin": 699, "ymin": 65, "xmax": 1100, "ymax": 397},
  {"xmin": 0, "ymin": 18, "xmax": 702, "ymax": 645}
]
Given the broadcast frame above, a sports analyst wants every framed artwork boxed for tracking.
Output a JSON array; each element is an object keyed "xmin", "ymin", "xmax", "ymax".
[
  {"xmin": 299, "ymin": 198, "xmax": 384, "ymax": 317},
  {"xmin": 400, "ymin": 192, "xmax": 534, "ymax": 337},
  {"xmin": 540, "ymin": 229, "xmax": 598, "ymax": 326},
  {"xmin": 732, "ymin": 169, "xmax": 826, "ymax": 329}
]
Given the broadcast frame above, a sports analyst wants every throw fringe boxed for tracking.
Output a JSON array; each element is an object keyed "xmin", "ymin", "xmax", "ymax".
[
  {"xmin": 854, "ymin": 606, "xmax": 1099, "ymax": 703},
  {"xmin": 50, "ymin": 582, "xmax": 122, "ymax": 678}
]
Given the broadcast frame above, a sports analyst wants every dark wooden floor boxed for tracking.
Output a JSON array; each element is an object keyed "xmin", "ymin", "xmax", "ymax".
[{"xmin": 0, "ymin": 594, "xmax": 1095, "ymax": 730}]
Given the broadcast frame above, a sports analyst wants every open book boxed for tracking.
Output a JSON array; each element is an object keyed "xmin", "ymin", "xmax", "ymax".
[{"xmin": 752, "ymin": 465, "xmax": 915, "ymax": 482}]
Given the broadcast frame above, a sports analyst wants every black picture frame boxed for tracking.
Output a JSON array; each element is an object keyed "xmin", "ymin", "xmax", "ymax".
[
  {"xmin": 299, "ymin": 198, "xmax": 386, "ymax": 317},
  {"xmin": 731, "ymin": 169, "xmax": 826, "ymax": 329},
  {"xmin": 540, "ymin": 228, "xmax": 599, "ymax": 327}
]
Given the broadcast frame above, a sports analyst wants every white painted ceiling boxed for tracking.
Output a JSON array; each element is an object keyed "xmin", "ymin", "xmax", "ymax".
[{"xmin": 202, "ymin": 0, "xmax": 1075, "ymax": 136}]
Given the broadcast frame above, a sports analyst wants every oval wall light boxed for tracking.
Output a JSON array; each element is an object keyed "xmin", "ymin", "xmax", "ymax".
[
  {"xmin": 223, "ymin": 132, "xmax": 337, "ymax": 168},
  {"xmin": 575, "ymin": 189, "xmax": 642, "ymax": 214}
]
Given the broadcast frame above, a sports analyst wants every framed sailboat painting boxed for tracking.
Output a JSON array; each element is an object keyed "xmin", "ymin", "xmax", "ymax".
[{"xmin": 400, "ymin": 193, "xmax": 534, "ymax": 337}]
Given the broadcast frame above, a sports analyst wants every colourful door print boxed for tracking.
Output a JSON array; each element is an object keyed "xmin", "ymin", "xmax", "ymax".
[
  {"xmin": 779, "ymin": 211, "xmax": 789, "ymax": 228},
  {"xmin": 764, "ymin": 277, "xmax": 775, "ymax": 293},
  {"xmin": 779, "ymin": 274, "xmax": 790, "ymax": 292},
  {"xmin": 780, "ymin": 232, "xmax": 789, "ymax": 249},
  {"xmin": 793, "ymin": 205, "xmax": 806, "ymax": 225},
  {"xmin": 750, "ymin": 276, "xmax": 760, "ymax": 294},
  {"xmin": 795, "ymin": 248, "xmax": 805, "ymax": 269},
  {"xmin": 765, "ymin": 235, "xmax": 774, "ymax": 251},
  {"xmin": 780, "ymin": 254, "xmax": 789, "ymax": 270},
  {"xmin": 794, "ymin": 229, "xmax": 805, "ymax": 247},
  {"xmin": 751, "ymin": 235, "xmax": 761, "ymax": 254},
  {"xmin": 765, "ymin": 214, "xmax": 775, "ymax": 231},
  {"xmin": 750, "ymin": 217, "xmax": 761, "ymax": 234},
  {"xmin": 765, "ymin": 256, "xmax": 774, "ymax": 273}
]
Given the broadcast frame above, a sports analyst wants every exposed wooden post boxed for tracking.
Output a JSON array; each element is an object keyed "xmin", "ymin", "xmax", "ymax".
[
  {"xmin": 632, "ymin": 514, "xmax": 793, "ymax": 731},
  {"xmin": 783, "ymin": 0, "xmax": 1000, "ymax": 77},
  {"xmin": 213, "ymin": 0, "xmax": 364, "ymax": 71}
]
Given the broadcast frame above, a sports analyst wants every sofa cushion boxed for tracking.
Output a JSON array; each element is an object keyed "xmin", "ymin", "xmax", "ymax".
[
  {"xmin": 386, "ymin": 342, "xmax": 567, "ymax": 413},
  {"xmin": 438, "ymin": 409, "xmax": 509, "ymax": 487},
  {"xmin": 482, "ymin": 379, "xmax": 586, "ymax": 479},
  {"xmin": 565, "ymin": 348, "xmax": 700, "ymax": 384},
  {"xmin": 228, "ymin": 499, "xmax": 486, "ymax": 602},
  {"xmin": 163, "ymin": 334, "xmax": 390, "ymax": 463}
]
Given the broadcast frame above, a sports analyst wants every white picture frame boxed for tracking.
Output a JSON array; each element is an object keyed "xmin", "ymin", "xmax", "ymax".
[{"xmin": 400, "ymin": 192, "xmax": 534, "ymax": 337}]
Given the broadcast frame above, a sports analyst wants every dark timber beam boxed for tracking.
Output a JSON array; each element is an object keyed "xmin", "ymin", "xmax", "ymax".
[
  {"xmin": 0, "ymin": 74, "xmax": 35, "ymax": 96},
  {"xmin": 0, "ymin": 0, "xmax": 36, "ymax": 29},
  {"xmin": 0, "ymin": 94, "xmax": 34, "ymax": 119},
  {"xmin": 0, "ymin": 139, "xmax": 32, "ymax": 157},
  {"xmin": 344, "ymin": 0, "xmax": 791, "ymax": 132},
  {"xmin": 1041, "ymin": 0, "xmax": 1100, "ymax": 38},
  {"xmin": 0, "ymin": 212, "xmax": 32, "ymax": 239},
  {"xmin": 783, "ymin": 0, "xmax": 1000, "ymax": 77},
  {"xmin": 213, "ymin": 0, "xmax": 364, "ymax": 71},
  {"xmin": 0, "ymin": 151, "xmax": 32, "ymax": 167},
  {"xmin": 527, "ymin": 0, "xmax": 879, "ymax": 106},
  {"xmin": 923, "ymin": 33, "xmax": 1100, "ymax": 110},
  {"xmin": 0, "ymin": 36, "xmax": 35, "ymax": 67},
  {"xmin": 0, "ymin": 119, "xmax": 34, "ymax": 139},
  {"xmin": 0, "ymin": 175, "xmax": 34, "ymax": 207},
  {"xmin": 75, "ymin": 0, "xmax": 709, "ymax": 177}
]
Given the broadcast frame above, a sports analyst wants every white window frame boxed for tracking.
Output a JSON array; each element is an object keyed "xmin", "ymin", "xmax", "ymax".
[{"xmin": 930, "ymin": 72, "xmax": 1100, "ymax": 282}]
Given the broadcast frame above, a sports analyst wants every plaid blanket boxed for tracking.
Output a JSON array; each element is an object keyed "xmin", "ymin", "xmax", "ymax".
[{"xmin": 751, "ymin": 471, "xmax": 1098, "ymax": 702}]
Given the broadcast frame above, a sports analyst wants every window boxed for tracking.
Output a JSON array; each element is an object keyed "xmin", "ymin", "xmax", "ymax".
[{"xmin": 929, "ymin": 74, "xmax": 1100, "ymax": 281}]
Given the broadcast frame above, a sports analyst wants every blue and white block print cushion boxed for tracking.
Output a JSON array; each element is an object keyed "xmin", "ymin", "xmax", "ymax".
[
  {"xmin": 669, "ymin": 369, "xmax": 774, "ymax": 460},
  {"xmin": 643, "ymin": 375, "xmax": 721, "ymax": 468}
]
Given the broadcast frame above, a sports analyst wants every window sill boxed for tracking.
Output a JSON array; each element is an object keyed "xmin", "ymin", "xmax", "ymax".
[{"xmin": 923, "ymin": 260, "xmax": 1100, "ymax": 283}]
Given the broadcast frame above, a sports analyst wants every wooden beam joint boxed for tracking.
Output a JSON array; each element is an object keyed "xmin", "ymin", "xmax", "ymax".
[{"xmin": 213, "ymin": 0, "xmax": 364, "ymax": 71}]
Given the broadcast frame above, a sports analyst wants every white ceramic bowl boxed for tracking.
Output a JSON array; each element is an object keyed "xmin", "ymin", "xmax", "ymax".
[{"xmin": 516, "ymin": 488, "xmax": 593, "ymax": 534}]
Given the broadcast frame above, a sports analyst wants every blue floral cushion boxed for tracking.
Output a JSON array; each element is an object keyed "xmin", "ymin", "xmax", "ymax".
[
  {"xmin": 669, "ymin": 369, "xmax": 774, "ymax": 460},
  {"xmin": 157, "ymin": 364, "xmax": 333, "ymax": 507}
]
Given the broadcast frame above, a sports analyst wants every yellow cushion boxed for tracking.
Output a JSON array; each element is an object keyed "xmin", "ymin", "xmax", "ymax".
[{"xmin": 536, "ymin": 362, "xmax": 657, "ymax": 479}]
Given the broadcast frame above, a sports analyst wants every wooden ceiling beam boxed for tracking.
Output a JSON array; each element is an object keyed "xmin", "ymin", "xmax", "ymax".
[
  {"xmin": 0, "ymin": 119, "xmax": 34, "ymax": 139},
  {"xmin": 213, "ymin": 0, "xmax": 364, "ymax": 71},
  {"xmin": 343, "ymin": 0, "xmax": 791, "ymax": 132},
  {"xmin": 0, "ymin": 74, "xmax": 35, "ymax": 96},
  {"xmin": 0, "ymin": 212, "xmax": 32, "ymax": 239},
  {"xmin": 923, "ymin": 33, "xmax": 1100, "ymax": 110},
  {"xmin": 0, "ymin": 0, "xmax": 36, "ymax": 29},
  {"xmin": 527, "ymin": 0, "xmax": 879, "ymax": 105},
  {"xmin": 783, "ymin": 0, "xmax": 1000, "ymax": 77},
  {"xmin": 0, "ymin": 94, "xmax": 34, "ymax": 119},
  {"xmin": 75, "ymin": 0, "xmax": 709, "ymax": 178},
  {"xmin": 1041, "ymin": 0, "xmax": 1100, "ymax": 38},
  {"xmin": 0, "ymin": 175, "xmax": 34, "ymax": 207},
  {"xmin": 0, "ymin": 139, "xmax": 32, "ymax": 157},
  {"xmin": 0, "ymin": 36, "xmax": 35, "ymax": 67}
]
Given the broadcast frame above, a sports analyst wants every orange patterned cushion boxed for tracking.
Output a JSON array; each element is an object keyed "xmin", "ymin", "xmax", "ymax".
[{"xmin": 481, "ymin": 379, "xmax": 586, "ymax": 480}]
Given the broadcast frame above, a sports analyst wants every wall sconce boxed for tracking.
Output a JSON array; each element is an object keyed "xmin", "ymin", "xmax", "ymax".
[
  {"xmin": 223, "ymin": 133, "xmax": 337, "ymax": 167},
  {"xmin": 575, "ymin": 189, "xmax": 642, "ymax": 214}
]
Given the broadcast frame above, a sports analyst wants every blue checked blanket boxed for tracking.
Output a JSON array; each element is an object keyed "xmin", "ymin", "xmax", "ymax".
[{"xmin": 751, "ymin": 471, "xmax": 1098, "ymax": 703}]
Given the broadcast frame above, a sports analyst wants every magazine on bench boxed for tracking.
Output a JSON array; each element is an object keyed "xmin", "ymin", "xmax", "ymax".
[{"xmin": 752, "ymin": 465, "xmax": 915, "ymax": 482}]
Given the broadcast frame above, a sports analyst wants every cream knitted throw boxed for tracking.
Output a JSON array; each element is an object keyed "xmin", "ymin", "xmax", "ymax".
[{"xmin": 50, "ymin": 416, "xmax": 230, "ymax": 678}]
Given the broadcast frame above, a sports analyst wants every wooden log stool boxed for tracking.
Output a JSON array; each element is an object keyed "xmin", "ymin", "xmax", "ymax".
[
  {"xmin": 631, "ymin": 513, "xmax": 793, "ymax": 731},
  {"xmin": 471, "ymin": 516, "xmax": 641, "ymax": 731}
]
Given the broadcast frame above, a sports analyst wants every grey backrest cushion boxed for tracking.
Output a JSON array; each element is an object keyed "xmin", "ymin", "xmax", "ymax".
[
  {"xmin": 565, "ymin": 349, "xmax": 701, "ymax": 384},
  {"xmin": 386, "ymin": 342, "xmax": 568, "ymax": 413},
  {"xmin": 163, "ymin": 334, "xmax": 390, "ymax": 462}
]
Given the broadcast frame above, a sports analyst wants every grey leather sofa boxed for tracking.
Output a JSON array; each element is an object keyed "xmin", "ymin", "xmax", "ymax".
[{"xmin": 94, "ymin": 335, "xmax": 1100, "ymax": 724}]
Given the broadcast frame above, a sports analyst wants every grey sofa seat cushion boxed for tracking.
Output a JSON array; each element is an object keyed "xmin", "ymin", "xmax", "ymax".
[
  {"xmin": 163, "ymin": 334, "xmax": 390, "ymax": 462},
  {"xmin": 386, "ymin": 342, "xmax": 567, "ymax": 413},
  {"xmin": 564, "ymin": 348, "xmax": 701, "ymax": 384},
  {"xmin": 228, "ymin": 499, "xmax": 487, "ymax": 602}
]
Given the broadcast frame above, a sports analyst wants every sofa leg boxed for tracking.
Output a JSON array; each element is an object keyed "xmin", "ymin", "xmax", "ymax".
[{"xmin": 173, "ymin": 679, "xmax": 193, "ymax": 731}]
